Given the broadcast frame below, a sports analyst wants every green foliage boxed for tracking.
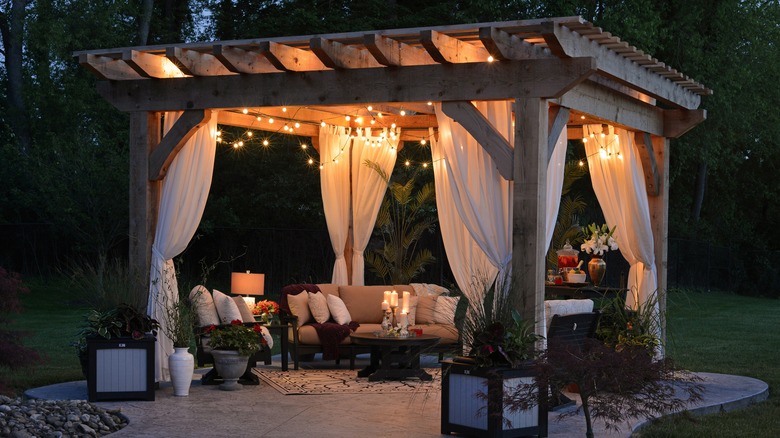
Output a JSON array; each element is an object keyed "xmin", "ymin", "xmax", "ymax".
[
  {"xmin": 0, "ymin": 267, "xmax": 42, "ymax": 395},
  {"xmin": 205, "ymin": 320, "xmax": 264, "ymax": 356},
  {"xmin": 64, "ymin": 258, "xmax": 148, "ymax": 312},
  {"xmin": 363, "ymin": 160, "xmax": 437, "ymax": 284},
  {"xmin": 72, "ymin": 304, "xmax": 160, "ymax": 356},
  {"xmin": 596, "ymin": 291, "xmax": 661, "ymax": 352}
]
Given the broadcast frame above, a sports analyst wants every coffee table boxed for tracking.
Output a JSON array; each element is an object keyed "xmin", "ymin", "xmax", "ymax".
[{"xmin": 350, "ymin": 333, "xmax": 440, "ymax": 381}]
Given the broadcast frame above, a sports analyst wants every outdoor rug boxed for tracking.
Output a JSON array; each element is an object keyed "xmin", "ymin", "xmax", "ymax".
[{"xmin": 253, "ymin": 367, "xmax": 441, "ymax": 395}]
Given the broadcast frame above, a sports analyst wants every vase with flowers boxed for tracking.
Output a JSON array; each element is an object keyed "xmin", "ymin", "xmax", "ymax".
[
  {"xmin": 253, "ymin": 300, "xmax": 279, "ymax": 325},
  {"xmin": 205, "ymin": 320, "xmax": 266, "ymax": 390},
  {"xmin": 580, "ymin": 223, "xmax": 618, "ymax": 286}
]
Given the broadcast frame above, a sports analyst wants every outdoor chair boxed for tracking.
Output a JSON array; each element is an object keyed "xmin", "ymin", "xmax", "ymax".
[{"xmin": 546, "ymin": 310, "xmax": 601, "ymax": 409}]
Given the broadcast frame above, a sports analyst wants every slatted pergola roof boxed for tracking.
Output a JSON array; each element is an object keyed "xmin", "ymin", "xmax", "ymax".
[{"xmin": 76, "ymin": 16, "xmax": 709, "ymax": 328}]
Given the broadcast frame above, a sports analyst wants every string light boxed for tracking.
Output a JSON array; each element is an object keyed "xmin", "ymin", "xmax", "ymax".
[{"xmin": 487, "ymin": 55, "xmax": 494, "ymax": 62}]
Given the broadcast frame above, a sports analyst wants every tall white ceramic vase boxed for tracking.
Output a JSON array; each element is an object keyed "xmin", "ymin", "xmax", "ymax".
[{"xmin": 169, "ymin": 347, "xmax": 194, "ymax": 396}]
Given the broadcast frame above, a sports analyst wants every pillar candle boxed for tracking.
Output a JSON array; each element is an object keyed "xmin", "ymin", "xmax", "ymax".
[
  {"xmin": 402, "ymin": 291, "xmax": 410, "ymax": 313},
  {"xmin": 390, "ymin": 291, "xmax": 398, "ymax": 307},
  {"xmin": 399, "ymin": 312, "xmax": 408, "ymax": 327},
  {"xmin": 381, "ymin": 300, "xmax": 389, "ymax": 310},
  {"xmin": 384, "ymin": 290, "xmax": 391, "ymax": 305}
]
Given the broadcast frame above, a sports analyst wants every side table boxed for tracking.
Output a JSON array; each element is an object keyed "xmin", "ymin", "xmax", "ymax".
[{"xmin": 254, "ymin": 318, "xmax": 293, "ymax": 371}]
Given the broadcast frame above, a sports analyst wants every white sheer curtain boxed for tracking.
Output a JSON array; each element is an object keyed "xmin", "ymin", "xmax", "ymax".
[
  {"xmin": 584, "ymin": 124, "xmax": 658, "ymax": 313},
  {"xmin": 350, "ymin": 127, "xmax": 399, "ymax": 285},
  {"xmin": 320, "ymin": 124, "xmax": 352, "ymax": 285},
  {"xmin": 431, "ymin": 130, "xmax": 497, "ymax": 304},
  {"xmin": 147, "ymin": 111, "xmax": 217, "ymax": 382},
  {"xmin": 434, "ymin": 101, "xmax": 514, "ymax": 286}
]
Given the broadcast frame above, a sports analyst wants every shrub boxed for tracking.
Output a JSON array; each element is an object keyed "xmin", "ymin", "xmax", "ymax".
[{"xmin": 0, "ymin": 267, "xmax": 42, "ymax": 395}]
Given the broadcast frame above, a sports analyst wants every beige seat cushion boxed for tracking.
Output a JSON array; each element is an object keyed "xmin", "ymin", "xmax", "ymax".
[
  {"xmin": 544, "ymin": 299, "xmax": 594, "ymax": 329},
  {"xmin": 338, "ymin": 285, "xmax": 388, "ymax": 324}
]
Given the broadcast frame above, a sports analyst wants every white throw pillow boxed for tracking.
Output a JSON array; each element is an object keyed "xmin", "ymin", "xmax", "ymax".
[
  {"xmin": 327, "ymin": 294, "xmax": 352, "ymax": 325},
  {"xmin": 308, "ymin": 292, "xmax": 331, "ymax": 324},
  {"xmin": 189, "ymin": 285, "xmax": 220, "ymax": 327},
  {"xmin": 212, "ymin": 289, "xmax": 243, "ymax": 324},
  {"xmin": 433, "ymin": 296, "xmax": 460, "ymax": 324},
  {"xmin": 411, "ymin": 283, "xmax": 450, "ymax": 297},
  {"xmin": 287, "ymin": 292, "xmax": 311, "ymax": 328},
  {"xmin": 407, "ymin": 295, "xmax": 419, "ymax": 325},
  {"xmin": 233, "ymin": 296, "xmax": 256, "ymax": 322}
]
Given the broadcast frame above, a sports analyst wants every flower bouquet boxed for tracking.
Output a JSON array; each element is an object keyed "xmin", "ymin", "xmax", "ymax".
[
  {"xmin": 580, "ymin": 223, "xmax": 618, "ymax": 255},
  {"xmin": 253, "ymin": 300, "xmax": 279, "ymax": 324}
]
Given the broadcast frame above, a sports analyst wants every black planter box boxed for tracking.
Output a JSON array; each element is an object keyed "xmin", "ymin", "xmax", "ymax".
[
  {"xmin": 87, "ymin": 334, "xmax": 155, "ymax": 402},
  {"xmin": 441, "ymin": 360, "xmax": 547, "ymax": 437}
]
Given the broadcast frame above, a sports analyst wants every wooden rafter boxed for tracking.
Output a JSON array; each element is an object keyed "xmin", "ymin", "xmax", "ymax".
[
  {"xmin": 259, "ymin": 41, "xmax": 328, "ymax": 72},
  {"xmin": 420, "ymin": 30, "xmax": 490, "ymax": 63},
  {"xmin": 78, "ymin": 54, "xmax": 143, "ymax": 80},
  {"xmin": 122, "ymin": 50, "xmax": 186, "ymax": 79},
  {"xmin": 363, "ymin": 34, "xmax": 436, "ymax": 66},
  {"xmin": 310, "ymin": 37, "xmax": 384, "ymax": 69},
  {"xmin": 634, "ymin": 132, "xmax": 660, "ymax": 196},
  {"xmin": 149, "ymin": 110, "xmax": 212, "ymax": 180},
  {"xmin": 212, "ymin": 45, "xmax": 281, "ymax": 74},
  {"xmin": 166, "ymin": 47, "xmax": 235, "ymax": 77},
  {"xmin": 440, "ymin": 101, "xmax": 514, "ymax": 180}
]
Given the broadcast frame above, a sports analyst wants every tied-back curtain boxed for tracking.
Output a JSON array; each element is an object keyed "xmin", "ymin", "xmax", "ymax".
[
  {"xmin": 541, "ymin": 127, "xmax": 568, "ymax": 342},
  {"xmin": 431, "ymin": 129, "xmax": 497, "ymax": 304},
  {"xmin": 320, "ymin": 124, "xmax": 352, "ymax": 285},
  {"xmin": 433, "ymin": 101, "xmax": 514, "ymax": 284},
  {"xmin": 350, "ymin": 127, "xmax": 399, "ymax": 286},
  {"xmin": 584, "ymin": 125, "xmax": 658, "ymax": 312},
  {"xmin": 148, "ymin": 110, "xmax": 217, "ymax": 382}
]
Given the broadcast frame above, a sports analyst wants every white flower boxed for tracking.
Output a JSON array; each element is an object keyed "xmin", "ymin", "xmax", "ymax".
[{"xmin": 581, "ymin": 223, "xmax": 618, "ymax": 255}]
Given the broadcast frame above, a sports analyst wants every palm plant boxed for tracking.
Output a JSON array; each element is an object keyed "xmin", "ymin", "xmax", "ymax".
[{"xmin": 363, "ymin": 160, "xmax": 437, "ymax": 284}]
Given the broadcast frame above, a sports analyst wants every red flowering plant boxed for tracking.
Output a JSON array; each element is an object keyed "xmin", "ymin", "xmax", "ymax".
[
  {"xmin": 205, "ymin": 320, "xmax": 264, "ymax": 356},
  {"xmin": 252, "ymin": 300, "xmax": 279, "ymax": 316}
]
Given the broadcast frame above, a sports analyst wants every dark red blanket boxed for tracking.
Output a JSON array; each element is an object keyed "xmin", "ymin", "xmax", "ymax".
[{"xmin": 310, "ymin": 321, "xmax": 360, "ymax": 360}]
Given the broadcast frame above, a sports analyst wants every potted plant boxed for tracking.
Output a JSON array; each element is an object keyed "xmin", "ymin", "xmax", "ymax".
[
  {"xmin": 158, "ymin": 293, "xmax": 196, "ymax": 396},
  {"xmin": 204, "ymin": 319, "xmax": 266, "ymax": 390},
  {"xmin": 73, "ymin": 303, "xmax": 159, "ymax": 401},
  {"xmin": 441, "ymin": 277, "xmax": 546, "ymax": 438}
]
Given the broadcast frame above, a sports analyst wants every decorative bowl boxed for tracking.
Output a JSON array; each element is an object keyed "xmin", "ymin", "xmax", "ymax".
[{"xmin": 567, "ymin": 272, "xmax": 587, "ymax": 283}]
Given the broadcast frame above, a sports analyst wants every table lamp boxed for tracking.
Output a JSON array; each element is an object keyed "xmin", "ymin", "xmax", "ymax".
[{"xmin": 231, "ymin": 271, "xmax": 265, "ymax": 307}]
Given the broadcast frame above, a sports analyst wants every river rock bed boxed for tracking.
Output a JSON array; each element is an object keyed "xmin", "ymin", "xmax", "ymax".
[{"xmin": 0, "ymin": 395, "xmax": 127, "ymax": 437}]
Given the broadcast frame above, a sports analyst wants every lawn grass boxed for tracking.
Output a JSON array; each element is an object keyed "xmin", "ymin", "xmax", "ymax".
[
  {"xmin": 636, "ymin": 289, "xmax": 780, "ymax": 437},
  {"xmin": 5, "ymin": 279, "xmax": 779, "ymax": 437}
]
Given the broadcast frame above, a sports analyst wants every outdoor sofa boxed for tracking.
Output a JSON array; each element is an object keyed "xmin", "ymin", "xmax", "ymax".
[{"xmin": 280, "ymin": 283, "xmax": 462, "ymax": 369}]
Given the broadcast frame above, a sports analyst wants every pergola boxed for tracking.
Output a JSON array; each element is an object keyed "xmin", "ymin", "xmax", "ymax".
[{"xmin": 77, "ymin": 16, "xmax": 709, "ymax": 377}]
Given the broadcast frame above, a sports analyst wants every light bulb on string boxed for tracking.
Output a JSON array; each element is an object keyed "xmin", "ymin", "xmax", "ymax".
[
  {"xmin": 420, "ymin": 139, "xmax": 427, "ymax": 145},
  {"xmin": 268, "ymin": 118, "xmax": 274, "ymax": 124},
  {"xmin": 308, "ymin": 158, "xmax": 314, "ymax": 165},
  {"xmin": 246, "ymin": 131, "xmax": 253, "ymax": 137},
  {"xmin": 242, "ymin": 108, "xmax": 248, "ymax": 114},
  {"xmin": 301, "ymin": 143, "xmax": 307, "ymax": 150},
  {"xmin": 263, "ymin": 139, "xmax": 269, "ymax": 146},
  {"xmin": 294, "ymin": 122, "xmax": 301, "ymax": 129},
  {"xmin": 282, "ymin": 107, "xmax": 287, "ymax": 112}
]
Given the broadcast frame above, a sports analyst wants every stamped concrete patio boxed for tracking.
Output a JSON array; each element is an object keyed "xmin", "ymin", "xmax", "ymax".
[{"xmin": 26, "ymin": 354, "xmax": 767, "ymax": 438}]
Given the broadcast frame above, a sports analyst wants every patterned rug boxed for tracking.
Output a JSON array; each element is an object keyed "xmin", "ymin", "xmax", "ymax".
[{"xmin": 253, "ymin": 367, "xmax": 442, "ymax": 395}]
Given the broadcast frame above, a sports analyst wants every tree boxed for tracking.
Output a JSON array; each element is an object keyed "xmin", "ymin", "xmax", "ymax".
[{"xmin": 0, "ymin": 0, "xmax": 32, "ymax": 155}]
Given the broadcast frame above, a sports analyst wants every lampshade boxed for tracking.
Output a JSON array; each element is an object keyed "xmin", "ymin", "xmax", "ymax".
[{"xmin": 231, "ymin": 271, "xmax": 265, "ymax": 296}]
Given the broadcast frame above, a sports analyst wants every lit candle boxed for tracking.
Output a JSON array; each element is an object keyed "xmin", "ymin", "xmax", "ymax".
[
  {"xmin": 390, "ymin": 291, "xmax": 398, "ymax": 307},
  {"xmin": 381, "ymin": 300, "xmax": 389, "ymax": 310},
  {"xmin": 399, "ymin": 312, "xmax": 408, "ymax": 327},
  {"xmin": 402, "ymin": 291, "xmax": 410, "ymax": 313},
  {"xmin": 384, "ymin": 290, "xmax": 391, "ymax": 304}
]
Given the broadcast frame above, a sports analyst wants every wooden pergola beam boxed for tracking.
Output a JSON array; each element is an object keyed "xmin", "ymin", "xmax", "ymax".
[
  {"xmin": 363, "ymin": 34, "xmax": 435, "ymax": 66},
  {"xmin": 541, "ymin": 21, "xmax": 703, "ymax": 109},
  {"xmin": 166, "ymin": 47, "xmax": 235, "ymax": 77},
  {"xmin": 663, "ymin": 109, "xmax": 707, "ymax": 138},
  {"xmin": 634, "ymin": 132, "xmax": 661, "ymax": 196},
  {"xmin": 97, "ymin": 58, "xmax": 597, "ymax": 112},
  {"xmin": 548, "ymin": 106, "xmax": 570, "ymax": 162},
  {"xmin": 149, "ymin": 110, "xmax": 212, "ymax": 180},
  {"xmin": 79, "ymin": 53, "xmax": 144, "ymax": 80},
  {"xmin": 310, "ymin": 37, "xmax": 384, "ymax": 69},
  {"xmin": 212, "ymin": 45, "xmax": 281, "ymax": 74},
  {"xmin": 122, "ymin": 49, "xmax": 186, "ymax": 79},
  {"xmin": 479, "ymin": 26, "xmax": 549, "ymax": 61},
  {"xmin": 420, "ymin": 30, "xmax": 490, "ymax": 63},
  {"xmin": 440, "ymin": 101, "xmax": 514, "ymax": 180},
  {"xmin": 259, "ymin": 41, "xmax": 328, "ymax": 72}
]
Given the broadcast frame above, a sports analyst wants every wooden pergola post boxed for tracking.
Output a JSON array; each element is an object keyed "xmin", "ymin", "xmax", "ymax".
[
  {"xmin": 514, "ymin": 98, "xmax": 548, "ymax": 330},
  {"xmin": 128, "ymin": 112, "xmax": 160, "ymax": 291}
]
